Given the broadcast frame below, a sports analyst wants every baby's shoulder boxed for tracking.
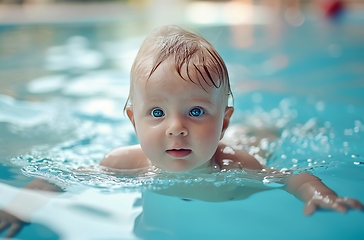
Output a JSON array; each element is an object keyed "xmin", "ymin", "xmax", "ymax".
[
  {"xmin": 214, "ymin": 143, "xmax": 262, "ymax": 170},
  {"xmin": 100, "ymin": 144, "xmax": 151, "ymax": 169}
]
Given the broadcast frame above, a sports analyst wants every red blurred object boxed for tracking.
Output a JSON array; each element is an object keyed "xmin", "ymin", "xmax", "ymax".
[{"xmin": 322, "ymin": 0, "xmax": 344, "ymax": 18}]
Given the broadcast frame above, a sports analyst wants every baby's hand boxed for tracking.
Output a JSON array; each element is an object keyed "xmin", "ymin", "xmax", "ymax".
[
  {"xmin": 0, "ymin": 210, "xmax": 25, "ymax": 238},
  {"xmin": 304, "ymin": 192, "xmax": 363, "ymax": 216}
]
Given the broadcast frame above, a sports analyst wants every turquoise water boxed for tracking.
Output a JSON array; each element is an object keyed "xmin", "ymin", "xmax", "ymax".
[{"xmin": 1, "ymin": 9, "xmax": 364, "ymax": 240}]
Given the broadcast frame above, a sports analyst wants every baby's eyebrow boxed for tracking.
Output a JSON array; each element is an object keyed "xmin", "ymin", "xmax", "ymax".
[
  {"xmin": 143, "ymin": 95, "xmax": 168, "ymax": 102},
  {"xmin": 144, "ymin": 97, "xmax": 215, "ymax": 107},
  {"xmin": 188, "ymin": 98, "xmax": 215, "ymax": 106}
]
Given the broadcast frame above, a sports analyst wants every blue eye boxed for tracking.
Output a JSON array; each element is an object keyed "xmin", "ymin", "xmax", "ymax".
[
  {"xmin": 151, "ymin": 108, "xmax": 164, "ymax": 118},
  {"xmin": 189, "ymin": 107, "xmax": 205, "ymax": 117}
]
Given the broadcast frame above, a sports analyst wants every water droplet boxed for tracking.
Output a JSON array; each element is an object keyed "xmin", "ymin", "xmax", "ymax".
[
  {"xmin": 214, "ymin": 181, "xmax": 223, "ymax": 187},
  {"xmin": 353, "ymin": 162, "xmax": 364, "ymax": 166},
  {"xmin": 344, "ymin": 129, "xmax": 353, "ymax": 135},
  {"xmin": 184, "ymin": 179, "xmax": 192, "ymax": 184},
  {"xmin": 354, "ymin": 120, "xmax": 362, "ymax": 126},
  {"xmin": 194, "ymin": 177, "xmax": 203, "ymax": 183},
  {"xmin": 204, "ymin": 177, "xmax": 215, "ymax": 183},
  {"xmin": 354, "ymin": 126, "xmax": 360, "ymax": 133},
  {"xmin": 262, "ymin": 176, "xmax": 285, "ymax": 188},
  {"xmin": 270, "ymin": 108, "xmax": 281, "ymax": 118},
  {"xmin": 315, "ymin": 101, "xmax": 325, "ymax": 111}
]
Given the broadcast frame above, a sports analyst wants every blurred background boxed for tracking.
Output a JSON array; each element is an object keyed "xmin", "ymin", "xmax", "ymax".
[
  {"xmin": 1, "ymin": 0, "xmax": 363, "ymax": 98},
  {"xmin": 1, "ymin": 0, "xmax": 364, "ymax": 121}
]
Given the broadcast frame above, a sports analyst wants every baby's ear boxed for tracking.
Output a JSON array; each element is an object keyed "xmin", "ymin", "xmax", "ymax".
[
  {"xmin": 220, "ymin": 106, "xmax": 234, "ymax": 140},
  {"xmin": 126, "ymin": 106, "xmax": 136, "ymax": 129}
]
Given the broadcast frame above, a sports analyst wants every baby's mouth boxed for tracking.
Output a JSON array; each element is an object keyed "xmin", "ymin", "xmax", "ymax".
[{"xmin": 166, "ymin": 149, "xmax": 192, "ymax": 158}]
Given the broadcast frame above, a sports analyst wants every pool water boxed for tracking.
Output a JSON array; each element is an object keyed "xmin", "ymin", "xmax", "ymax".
[{"xmin": 1, "ymin": 6, "xmax": 364, "ymax": 240}]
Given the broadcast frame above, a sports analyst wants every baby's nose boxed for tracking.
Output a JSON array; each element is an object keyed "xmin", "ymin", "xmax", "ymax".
[
  {"xmin": 167, "ymin": 118, "xmax": 188, "ymax": 137},
  {"xmin": 168, "ymin": 129, "xmax": 188, "ymax": 137}
]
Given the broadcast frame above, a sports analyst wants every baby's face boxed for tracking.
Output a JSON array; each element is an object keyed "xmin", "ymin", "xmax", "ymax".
[{"xmin": 127, "ymin": 59, "xmax": 232, "ymax": 172}]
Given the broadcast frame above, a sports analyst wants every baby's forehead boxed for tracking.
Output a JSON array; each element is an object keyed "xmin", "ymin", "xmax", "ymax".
[
  {"xmin": 134, "ymin": 65, "xmax": 222, "ymax": 104},
  {"xmin": 135, "ymin": 55, "xmax": 222, "ymax": 88}
]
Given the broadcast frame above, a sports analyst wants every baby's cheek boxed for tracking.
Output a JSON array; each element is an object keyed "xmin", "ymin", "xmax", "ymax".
[
  {"xmin": 207, "ymin": 121, "xmax": 222, "ymax": 136},
  {"xmin": 139, "ymin": 135, "xmax": 155, "ymax": 150},
  {"xmin": 138, "ymin": 128, "xmax": 162, "ymax": 158},
  {"xmin": 195, "ymin": 125, "xmax": 221, "ymax": 145}
]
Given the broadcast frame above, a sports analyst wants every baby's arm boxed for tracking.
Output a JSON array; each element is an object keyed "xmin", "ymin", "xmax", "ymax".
[
  {"xmin": 215, "ymin": 144, "xmax": 363, "ymax": 215},
  {"xmin": 284, "ymin": 173, "xmax": 363, "ymax": 215},
  {"xmin": 100, "ymin": 144, "xmax": 151, "ymax": 169},
  {"xmin": 0, "ymin": 179, "xmax": 61, "ymax": 238}
]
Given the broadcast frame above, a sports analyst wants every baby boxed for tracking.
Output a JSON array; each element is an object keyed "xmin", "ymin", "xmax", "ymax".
[{"xmin": 101, "ymin": 25, "xmax": 362, "ymax": 215}]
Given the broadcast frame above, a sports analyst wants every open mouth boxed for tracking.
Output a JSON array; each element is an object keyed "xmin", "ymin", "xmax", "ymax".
[{"xmin": 166, "ymin": 149, "xmax": 192, "ymax": 158}]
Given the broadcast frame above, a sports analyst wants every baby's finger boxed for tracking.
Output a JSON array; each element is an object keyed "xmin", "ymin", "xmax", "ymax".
[
  {"xmin": 306, "ymin": 199, "xmax": 347, "ymax": 214},
  {"xmin": 5, "ymin": 223, "xmax": 22, "ymax": 238},
  {"xmin": 304, "ymin": 202, "xmax": 317, "ymax": 216},
  {"xmin": 331, "ymin": 202, "xmax": 348, "ymax": 213},
  {"xmin": 337, "ymin": 198, "xmax": 363, "ymax": 210},
  {"xmin": 0, "ymin": 221, "xmax": 9, "ymax": 232}
]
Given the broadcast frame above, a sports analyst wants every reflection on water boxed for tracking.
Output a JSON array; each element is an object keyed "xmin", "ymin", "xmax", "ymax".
[{"xmin": 0, "ymin": 180, "xmax": 143, "ymax": 239}]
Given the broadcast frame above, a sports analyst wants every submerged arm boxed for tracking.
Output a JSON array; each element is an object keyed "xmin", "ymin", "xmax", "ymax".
[{"xmin": 0, "ymin": 179, "xmax": 61, "ymax": 238}]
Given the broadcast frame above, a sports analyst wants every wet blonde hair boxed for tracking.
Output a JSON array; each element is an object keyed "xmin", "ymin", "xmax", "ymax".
[{"xmin": 126, "ymin": 25, "xmax": 232, "ymax": 109}]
